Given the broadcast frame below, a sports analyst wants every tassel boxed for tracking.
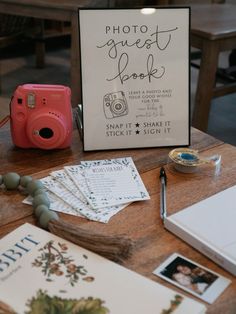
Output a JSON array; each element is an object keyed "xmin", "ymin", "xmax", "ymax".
[
  {"xmin": 48, "ymin": 219, "xmax": 133, "ymax": 264},
  {"xmin": 0, "ymin": 300, "xmax": 16, "ymax": 314},
  {"xmin": 0, "ymin": 173, "xmax": 133, "ymax": 264}
]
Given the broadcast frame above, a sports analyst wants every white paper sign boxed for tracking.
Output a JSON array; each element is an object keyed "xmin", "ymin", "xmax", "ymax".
[{"xmin": 79, "ymin": 8, "xmax": 190, "ymax": 150}]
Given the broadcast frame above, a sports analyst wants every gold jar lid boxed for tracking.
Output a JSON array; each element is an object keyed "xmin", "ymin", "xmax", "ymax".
[{"xmin": 168, "ymin": 148, "xmax": 205, "ymax": 173}]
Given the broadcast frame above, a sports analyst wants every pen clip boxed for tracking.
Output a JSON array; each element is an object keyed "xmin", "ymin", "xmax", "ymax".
[{"xmin": 159, "ymin": 167, "xmax": 167, "ymax": 185}]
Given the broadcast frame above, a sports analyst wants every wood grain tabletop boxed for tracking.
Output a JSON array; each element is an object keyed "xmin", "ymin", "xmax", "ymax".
[{"xmin": 1, "ymin": 123, "xmax": 235, "ymax": 313}]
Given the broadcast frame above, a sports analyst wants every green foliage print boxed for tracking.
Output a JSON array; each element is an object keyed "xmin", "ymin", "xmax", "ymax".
[
  {"xmin": 32, "ymin": 241, "xmax": 94, "ymax": 286},
  {"xmin": 161, "ymin": 295, "xmax": 184, "ymax": 314},
  {"xmin": 25, "ymin": 290, "xmax": 109, "ymax": 314}
]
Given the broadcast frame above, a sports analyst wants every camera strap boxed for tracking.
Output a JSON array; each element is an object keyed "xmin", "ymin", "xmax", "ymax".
[{"xmin": 0, "ymin": 115, "xmax": 10, "ymax": 128}]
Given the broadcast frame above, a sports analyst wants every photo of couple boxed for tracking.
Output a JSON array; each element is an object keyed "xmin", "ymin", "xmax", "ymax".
[{"xmin": 160, "ymin": 256, "xmax": 218, "ymax": 295}]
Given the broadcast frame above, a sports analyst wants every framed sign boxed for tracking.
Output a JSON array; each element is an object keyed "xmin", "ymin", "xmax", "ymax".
[{"xmin": 79, "ymin": 7, "xmax": 190, "ymax": 151}]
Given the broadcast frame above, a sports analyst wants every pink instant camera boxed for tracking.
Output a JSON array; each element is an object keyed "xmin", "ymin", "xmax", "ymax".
[{"xmin": 10, "ymin": 84, "xmax": 73, "ymax": 149}]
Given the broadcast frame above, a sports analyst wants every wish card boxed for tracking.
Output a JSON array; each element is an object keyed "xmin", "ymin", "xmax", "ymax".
[
  {"xmin": 64, "ymin": 165, "xmax": 94, "ymax": 203},
  {"xmin": 40, "ymin": 177, "xmax": 85, "ymax": 218},
  {"xmin": 79, "ymin": 157, "xmax": 150, "ymax": 209},
  {"xmin": 23, "ymin": 190, "xmax": 79, "ymax": 217},
  {"xmin": 41, "ymin": 174, "xmax": 129, "ymax": 223},
  {"xmin": 50, "ymin": 169, "xmax": 88, "ymax": 205},
  {"xmin": 23, "ymin": 157, "xmax": 149, "ymax": 223}
]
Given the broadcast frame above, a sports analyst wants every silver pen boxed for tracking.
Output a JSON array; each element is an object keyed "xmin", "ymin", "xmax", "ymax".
[{"xmin": 159, "ymin": 167, "xmax": 167, "ymax": 221}]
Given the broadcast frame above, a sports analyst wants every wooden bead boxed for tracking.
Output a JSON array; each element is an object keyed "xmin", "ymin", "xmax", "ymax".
[
  {"xmin": 33, "ymin": 194, "xmax": 50, "ymax": 208},
  {"xmin": 39, "ymin": 210, "xmax": 59, "ymax": 229},
  {"xmin": 1, "ymin": 172, "xmax": 59, "ymax": 231},
  {"xmin": 3, "ymin": 172, "xmax": 20, "ymax": 190},
  {"xmin": 20, "ymin": 175, "xmax": 32, "ymax": 188},
  {"xmin": 35, "ymin": 204, "xmax": 49, "ymax": 218},
  {"xmin": 27, "ymin": 180, "xmax": 44, "ymax": 196},
  {"xmin": 34, "ymin": 188, "xmax": 46, "ymax": 197}
]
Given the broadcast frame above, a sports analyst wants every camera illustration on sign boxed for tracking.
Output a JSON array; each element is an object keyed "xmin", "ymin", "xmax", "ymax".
[
  {"xmin": 103, "ymin": 91, "xmax": 128, "ymax": 119},
  {"xmin": 10, "ymin": 84, "xmax": 73, "ymax": 150}
]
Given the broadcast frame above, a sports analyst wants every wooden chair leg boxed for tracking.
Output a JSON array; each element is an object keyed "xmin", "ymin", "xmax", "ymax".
[
  {"xmin": 0, "ymin": 61, "xmax": 2, "ymax": 94},
  {"xmin": 192, "ymin": 40, "xmax": 220, "ymax": 132},
  {"xmin": 34, "ymin": 19, "xmax": 45, "ymax": 68}
]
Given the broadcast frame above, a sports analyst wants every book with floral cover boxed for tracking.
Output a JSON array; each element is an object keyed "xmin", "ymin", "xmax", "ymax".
[{"xmin": 0, "ymin": 223, "xmax": 206, "ymax": 314}]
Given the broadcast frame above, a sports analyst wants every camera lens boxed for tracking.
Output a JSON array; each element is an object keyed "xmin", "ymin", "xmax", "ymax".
[
  {"xmin": 39, "ymin": 128, "xmax": 54, "ymax": 139},
  {"xmin": 111, "ymin": 100, "xmax": 126, "ymax": 115},
  {"xmin": 27, "ymin": 111, "xmax": 69, "ymax": 149},
  {"xmin": 114, "ymin": 103, "xmax": 122, "ymax": 111}
]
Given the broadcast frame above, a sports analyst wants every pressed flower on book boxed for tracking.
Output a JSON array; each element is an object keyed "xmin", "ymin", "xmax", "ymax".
[{"xmin": 32, "ymin": 241, "xmax": 94, "ymax": 286}]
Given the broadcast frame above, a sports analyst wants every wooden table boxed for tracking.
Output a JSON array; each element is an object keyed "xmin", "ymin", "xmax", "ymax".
[
  {"xmin": 1, "ymin": 122, "xmax": 236, "ymax": 313},
  {"xmin": 0, "ymin": 0, "xmax": 108, "ymax": 107},
  {"xmin": 191, "ymin": 4, "xmax": 236, "ymax": 132}
]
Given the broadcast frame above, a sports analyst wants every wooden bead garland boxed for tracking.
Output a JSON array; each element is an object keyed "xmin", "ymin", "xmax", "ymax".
[
  {"xmin": 1, "ymin": 172, "xmax": 133, "ymax": 263},
  {"xmin": 2, "ymin": 172, "xmax": 59, "ymax": 230}
]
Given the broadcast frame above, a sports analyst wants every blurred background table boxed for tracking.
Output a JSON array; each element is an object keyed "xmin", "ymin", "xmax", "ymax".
[
  {"xmin": 0, "ymin": 0, "xmax": 108, "ymax": 107},
  {"xmin": 191, "ymin": 3, "xmax": 236, "ymax": 132}
]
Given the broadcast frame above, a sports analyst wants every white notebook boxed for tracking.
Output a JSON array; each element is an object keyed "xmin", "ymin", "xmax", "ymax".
[{"xmin": 164, "ymin": 185, "xmax": 236, "ymax": 275}]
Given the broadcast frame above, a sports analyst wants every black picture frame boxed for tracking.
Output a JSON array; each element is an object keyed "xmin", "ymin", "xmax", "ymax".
[{"xmin": 78, "ymin": 7, "xmax": 190, "ymax": 151}]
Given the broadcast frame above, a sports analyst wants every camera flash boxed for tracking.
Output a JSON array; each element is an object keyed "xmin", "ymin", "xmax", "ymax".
[{"xmin": 27, "ymin": 93, "xmax": 36, "ymax": 108}]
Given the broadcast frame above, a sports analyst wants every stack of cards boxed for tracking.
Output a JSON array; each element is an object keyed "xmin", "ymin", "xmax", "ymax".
[{"xmin": 24, "ymin": 157, "xmax": 150, "ymax": 223}]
